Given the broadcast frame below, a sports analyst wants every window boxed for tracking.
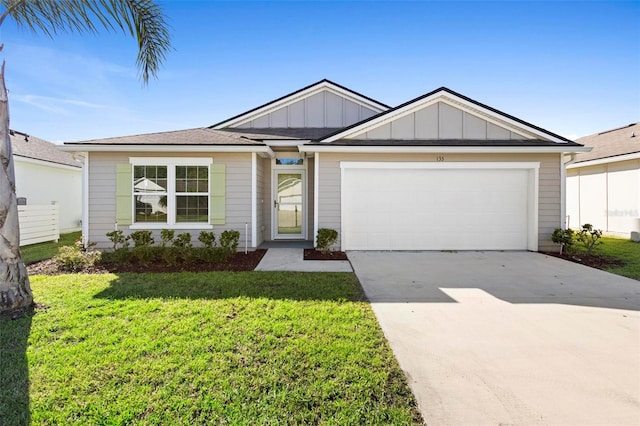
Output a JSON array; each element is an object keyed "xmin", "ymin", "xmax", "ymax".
[{"xmin": 130, "ymin": 158, "xmax": 212, "ymax": 227}]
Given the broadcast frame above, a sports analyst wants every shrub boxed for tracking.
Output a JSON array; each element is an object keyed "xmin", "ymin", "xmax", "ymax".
[
  {"xmin": 316, "ymin": 228, "xmax": 338, "ymax": 253},
  {"xmin": 160, "ymin": 229, "xmax": 175, "ymax": 248},
  {"xmin": 577, "ymin": 224, "xmax": 603, "ymax": 255},
  {"xmin": 173, "ymin": 232, "xmax": 192, "ymax": 249},
  {"xmin": 129, "ymin": 230, "xmax": 154, "ymax": 247},
  {"xmin": 551, "ymin": 228, "xmax": 575, "ymax": 255},
  {"xmin": 53, "ymin": 241, "xmax": 102, "ymax": 272},
  {"xmin": 106, "ymin": 230, "xmax": 128, "ymax": 251},
  {"xmin": 198, "ymin": 231, "xmax": 216, "ymax": 248},
  {"xmin": 220, "ymin": 230, "xmax": 240, "ymax": 253}
]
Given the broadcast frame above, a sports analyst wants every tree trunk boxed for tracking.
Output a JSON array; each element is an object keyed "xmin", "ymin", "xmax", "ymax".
[{"xmin": 0, "ymin": 57, "xmax": 33, "ymax": 314}]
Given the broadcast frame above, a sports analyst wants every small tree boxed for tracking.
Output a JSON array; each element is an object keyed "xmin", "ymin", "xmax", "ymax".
[{"xmin": 577, "ymin": 224, "xmax": 603, "ymax": 255}]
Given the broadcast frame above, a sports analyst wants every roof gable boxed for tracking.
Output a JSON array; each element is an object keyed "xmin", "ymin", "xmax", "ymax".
[
  {"xmin": 211, "ymin": 79, "xmax": 389, "ymax": 130},
  {"xmin": 321, "ymin": 87, "xmax": 574, "ymax": 144}
]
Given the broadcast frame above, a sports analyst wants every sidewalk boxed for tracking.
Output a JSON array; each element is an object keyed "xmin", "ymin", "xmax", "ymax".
[{"xmin": 255, "ymin": 248, "xmax": 352, "ymax": 272}]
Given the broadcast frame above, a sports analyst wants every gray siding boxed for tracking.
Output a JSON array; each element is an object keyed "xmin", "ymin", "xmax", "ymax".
[
  {"xmin": 358, "ymin": 102, "xmax": 530, "ymax": 140},
  {"xmin": 236, "ymin": 90, "xmax": 379, "ymax": 129},
  {"xmin": 88, "ymin": 152, "xmax": 253, "ymax": 250},
  {"xmin": 317, "ymin": 153, "xmax": 561, "ymax": 252}
]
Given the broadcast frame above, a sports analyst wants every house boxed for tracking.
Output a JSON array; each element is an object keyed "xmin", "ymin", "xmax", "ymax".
[
  {"xmin": 62, "ymin": 80, "xmax": 588, "ymax": 251},
  {"xmin": 566, "ymin": 123, "xmax": 640, "ymax": 237},
  {"xmin": 11, "ymin": 130, "xmax": 83, "ymax": 236}
]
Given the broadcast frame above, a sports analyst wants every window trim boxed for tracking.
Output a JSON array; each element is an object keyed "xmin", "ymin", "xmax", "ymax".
[{"xmin": 129, "ymin": 157, "xmax": 213, "ymax": 230}]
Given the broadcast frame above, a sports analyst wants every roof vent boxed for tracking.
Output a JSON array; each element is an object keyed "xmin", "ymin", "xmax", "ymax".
[{"xmin": 632, "ymin": 132, "xmax": 636, "ymax": 138}]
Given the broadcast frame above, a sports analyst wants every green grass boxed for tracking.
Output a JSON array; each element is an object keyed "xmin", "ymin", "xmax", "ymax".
[
  {"xmin": 20, "ymin": 231, "xmax": 82, "ymax": 265},
  {"xmin": 1, "ymin": 272, "xmax": 423, "ymax": 425},
  {"xmin": 590, "ymin": 236, "xmax": 640, "ymax": 280}
]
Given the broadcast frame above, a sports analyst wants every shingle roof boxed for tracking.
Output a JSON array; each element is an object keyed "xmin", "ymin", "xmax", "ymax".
[
  {"xmin": 219, "ymin": 128, "xmax": 345, "ymax": 140},
  {"xmin": 574, "ymin": 123, "xmax": 640, "ymax": 163},
  {"xmin": 11, "ymin": 130, "xmax": 81, "ymax": 168},
  {"xmin": 64, "ymin": 128, "xmax": 267, "ymax": 146}
]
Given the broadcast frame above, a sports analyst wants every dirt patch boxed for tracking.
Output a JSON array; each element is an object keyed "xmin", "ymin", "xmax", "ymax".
[
  {"xmin": 303, "ymin": 249, "xmax": 349, "ymax": 261},
  {"xmin": 542, "ymin": 251, "xmax": 625, "ymax": 270},
  {"xmin": 27, "ymin": 250, "xmax": 267, "ymax": 276}
]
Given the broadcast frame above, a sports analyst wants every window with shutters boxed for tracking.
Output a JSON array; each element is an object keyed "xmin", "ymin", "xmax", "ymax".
[{"xmin": 129, "ymin": 158, "xmax": 213, "ymax": 228}]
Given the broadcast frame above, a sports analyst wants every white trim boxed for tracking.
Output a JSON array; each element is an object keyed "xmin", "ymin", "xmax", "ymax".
[
  {"xmin": 212, "ymin": 81, "xmax": 389, "ymax": 129},
  {"xmin": 340, "ymin": 161, "xmax": 541, "ymax": 170},
  {"xmin": 339, "ymin": 161, "xmax": 540, "ymax": 251},
  {"xmin": 321, "ymin": 90, "xmax": 570, "ymax": 144},
  {"xmin": 266, "ymin": 140, "xmax": 310, "ymax": 147},
  {"xmin": 271, "ymin": 163, "xmax": 307, "ymax": 240},
  {"xmin": 251, "ymin": 152, "xmax": 257, "ymax": 248},
  {"xmin": 300, "ymin": 145, "xmax": 590, "ymax": 154},
  {"xmin": 61, "ymin": 144, "xmax": 275, "ymax": 157},
  {"xmin": 566, "ymin": 152, "xmax": 640, "ymax": 169},
  {"xmin": 82, "ymin": 152, "xmax": 89, "ymax": 246},
  {"xmin": 129, "ymin": 157, "xmax": 212, "ymax": 166},
  {"xmin": 14, "ymin": 155, "xmax": 82, "ymax": 171},
  {"xmin": 313, "ymin": 152, "xmax": 320, "ymax": 247},
  {"xmin": 130, "ymin": 223, "xmax": 213, "ymax": 230}
]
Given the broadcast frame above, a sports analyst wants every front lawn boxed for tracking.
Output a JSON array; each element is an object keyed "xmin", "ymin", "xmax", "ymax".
[
  {"xmin": 589, "ymin": 236, "xmax": 640, "ymax": 280},
  {"xmin": 1, "ymin": 272, "xmax": 423, "ymax": 425}
]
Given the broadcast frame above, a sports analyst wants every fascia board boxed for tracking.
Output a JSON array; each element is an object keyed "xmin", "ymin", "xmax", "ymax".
[
  {"xmin": 566, "ymin": 152, "xmax": 640, "ymax": 169},
  {"xmin": 212, "ymin": 82, "xmax": 389, "ymax": 130},
  {"xmin": 298, "ymin": 145, "xmax": 592, "ymax": 154},
  {"xmin": 14, "ymin": 155, "xmax": 82, "ymax": 171},
  {"xmin": 322, "ymin": 90, "xmax": 572, "ymax": 144},
  {"xmin": 60, "ymin": 144, "xmax": 276, "ymax": 158}
]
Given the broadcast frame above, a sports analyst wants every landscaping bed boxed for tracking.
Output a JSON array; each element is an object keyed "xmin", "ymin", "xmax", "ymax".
[
  {"xmin": 303, "ymin": 249, "xmax": 348, "ymax": 261},
  {"xmin": 542, "ymin": 251, "xmax": 625, "ymax": 270},
  {"xmin": 27, "ymin": 249, "xmax": 266, "ymax": 276}
]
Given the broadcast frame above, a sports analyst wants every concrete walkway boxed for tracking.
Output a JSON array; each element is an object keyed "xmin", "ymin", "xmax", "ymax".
[
  {"xmin": 349, "ymin": 251, "xmax": 640, "ymax": 426},
  {"xmin": 255, "ymin": 248, "xmax": 352, "ymax": 272}
]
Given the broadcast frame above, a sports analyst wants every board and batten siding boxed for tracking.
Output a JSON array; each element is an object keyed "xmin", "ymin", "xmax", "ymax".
[
  {"xmin": 317, "ymin": 152, "xmax": 561, "ymax": 252},
  {"xmin": 88, "ymin": 152, "xmax": 254, "ymax": 250},
  {"xmin": 352, "ymin": 102, "xmax": 529, "ymax": 141},
  {"xmin": 236, "ymin": 90, "xmax": 378, "ymax": 129}
]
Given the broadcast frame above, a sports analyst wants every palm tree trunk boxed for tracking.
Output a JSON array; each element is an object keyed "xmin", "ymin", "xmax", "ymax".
[{"xmin": 0, "ymin": 57, "xmax": 33, "ymax": 314}]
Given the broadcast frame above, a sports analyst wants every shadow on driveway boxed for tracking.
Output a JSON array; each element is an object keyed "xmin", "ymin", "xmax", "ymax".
[{"xmin": 348, "ymin": 251, "xmax": 640, "ymax": 311}]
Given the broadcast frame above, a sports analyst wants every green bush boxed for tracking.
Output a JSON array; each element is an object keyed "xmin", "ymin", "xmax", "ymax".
[
  {"xmin": 105, "ymin": 230, "xmax": 128, "ymax": 250},
  {"xmin": 198, "ymin": 231, "xmax": 216, "ymax": 248},
  {"xmin": 577, "ymin": 224, "xmax": 603, "ymax": 255},
  {"xmin": 53, "ymin": 241, "xmax": 102, "ymax": 272},
  {"xmin": 220, "ymin": 230, "xmax": 240, "ymax": 253},
  {"xmin": 160, "ymin": 229, "xmax": 175, "ymax": 248},
  {"xmin": 129, "ymin": 230, "xmax": 154, "ymax": 247},
  {"xmin": 173, "ymin": 232, "xmax": 192, "ymax": 248},
  {"xmin": 551, "ymin": 228, "xmax": 575, "ymax": 255},
  {"xmin": 316, "ymin": 228, "xmax": 338, "ymax": 253}
]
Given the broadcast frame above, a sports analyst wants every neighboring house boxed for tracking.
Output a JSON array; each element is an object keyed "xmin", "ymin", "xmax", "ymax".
[
  {"xmin": 566, "ymin": 123, "xmax": 640, "ymax": 236},
  {"xmin": 11, "ymin": 130, "xmax": 83, "ymax": 234},
  {"xmin": 63, "ymin": 79, "xmax": 588, "ymax": 251}
]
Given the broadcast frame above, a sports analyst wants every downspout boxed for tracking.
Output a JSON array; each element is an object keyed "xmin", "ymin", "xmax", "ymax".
[{"xmin": 561, "ymin": 153, "xmax": 577, "ymax": 229}]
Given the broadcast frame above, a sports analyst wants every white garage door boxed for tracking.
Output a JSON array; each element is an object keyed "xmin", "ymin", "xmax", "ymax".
[{"xmin": 341, "ymin": 162, "xmax": 538, "ymax": 251}]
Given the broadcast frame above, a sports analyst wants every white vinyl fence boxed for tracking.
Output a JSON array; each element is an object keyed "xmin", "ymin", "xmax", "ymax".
[{"xmin": 18, "ymin": 203, "xmax": 60, "ymax": 246}]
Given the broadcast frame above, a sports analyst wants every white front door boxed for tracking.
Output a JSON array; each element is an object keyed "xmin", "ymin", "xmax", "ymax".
[{"xmin": 273, "ymin": 169, "xmax": 306, "ymax": 239}]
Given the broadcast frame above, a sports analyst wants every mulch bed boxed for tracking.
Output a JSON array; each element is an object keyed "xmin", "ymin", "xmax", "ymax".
[
  {"xmin": 303, "ymin": 249, "xmax": 349, "ymax": 261},
  {"xmin": 542, "ymin": 251, "xmax": 625, "ymax": 270},
  {"xmin": 27, "ymin": 250, "xmax": 267, "ymax": 276}
]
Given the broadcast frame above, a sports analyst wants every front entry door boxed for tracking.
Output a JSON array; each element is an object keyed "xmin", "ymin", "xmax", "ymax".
[{"xmin": 274, "ymin": 170, "xmax": 305, "ymax": 239}]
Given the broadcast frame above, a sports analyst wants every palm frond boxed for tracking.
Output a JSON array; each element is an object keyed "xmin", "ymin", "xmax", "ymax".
[{"xmin": 0, "ymin": 0, "xmax": 171, "ymax": 83}]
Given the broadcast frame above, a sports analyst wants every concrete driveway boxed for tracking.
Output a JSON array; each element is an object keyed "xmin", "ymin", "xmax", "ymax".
[{"xmin": 348, "ymin": 251, "xmax": 640, "ymax": 426}]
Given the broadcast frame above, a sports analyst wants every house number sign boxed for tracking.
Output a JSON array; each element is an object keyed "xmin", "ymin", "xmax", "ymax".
[{"xmin": 436, "ymin": 156, "xmax": 445, "ymax": 162}]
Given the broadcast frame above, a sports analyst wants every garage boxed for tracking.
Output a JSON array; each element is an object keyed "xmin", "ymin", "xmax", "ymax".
[{"xmin": 340, "ymin": 162, "xmax": 539, "ymax": 251}]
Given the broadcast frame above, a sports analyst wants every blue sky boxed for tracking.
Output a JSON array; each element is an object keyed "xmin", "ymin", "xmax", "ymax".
[{"xmin": 1, "ymin": 1, "xmax": 638, "ymax": 143}]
